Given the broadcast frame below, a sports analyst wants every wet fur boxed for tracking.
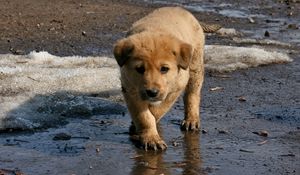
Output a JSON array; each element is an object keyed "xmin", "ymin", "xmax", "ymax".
[{"xmin": 114, "ymin": 7, "xmax": 205, "ymax": 150}]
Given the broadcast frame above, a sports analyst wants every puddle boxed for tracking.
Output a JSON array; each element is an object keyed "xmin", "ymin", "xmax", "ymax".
[
  {"xmin": 218, "ymin": 9, "xmax": 248, "ymax": 18},
  {"xmin": 253, "ymin": 107, "xmax": 300, "ymax": 127},
  {"xmin": 143, "ymin": 0, "xmax": 268, "ymax": 19},
  {"xmin": 143, "ymin": 0, "xmax": 300, "ymax": 46},
  {"xmin": 0, "ymin": 1, "xmax": 299, "ymax": 174}
]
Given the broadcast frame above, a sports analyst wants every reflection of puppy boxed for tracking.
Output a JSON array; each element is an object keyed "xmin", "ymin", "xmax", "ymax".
[{"xmin": 114, "ymin": 7, "xmax": 205, "ymax": 150}]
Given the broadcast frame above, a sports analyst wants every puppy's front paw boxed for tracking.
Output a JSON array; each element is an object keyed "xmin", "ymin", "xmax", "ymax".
[
  {"xmin": 131, "ymin": 132, "xmax": 167, "ymax": 151},
  {"xmin": 181, "ymin": 119, "xmax": 200, "ymax": 131}
]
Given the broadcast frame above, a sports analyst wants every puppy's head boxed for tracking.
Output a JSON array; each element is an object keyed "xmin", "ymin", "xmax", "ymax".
[{"xmin": 114, "ymin": 32, "xmax": 192, "ymax": 105}]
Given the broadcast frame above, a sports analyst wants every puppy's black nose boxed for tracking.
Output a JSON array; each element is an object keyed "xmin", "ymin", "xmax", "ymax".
[{"xmin": 146, "ymin": 89, "xmax": 159, "ymax": 98}]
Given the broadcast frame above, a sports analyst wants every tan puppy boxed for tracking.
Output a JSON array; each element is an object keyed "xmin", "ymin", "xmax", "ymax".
[{"xmin": 114, "ymin": 7, "xmax": 205, "ymax": 150}]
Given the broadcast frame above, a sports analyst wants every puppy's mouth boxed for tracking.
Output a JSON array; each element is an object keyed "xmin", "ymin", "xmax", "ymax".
[{"xmin": 148, "ymin": 99, "xmax": 162, "ymax": 106}]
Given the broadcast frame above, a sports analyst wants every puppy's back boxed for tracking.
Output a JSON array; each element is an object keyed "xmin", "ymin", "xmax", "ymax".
[{"xmin": 128, "ymin": 7, "xmax": 204, "ymax": 45}]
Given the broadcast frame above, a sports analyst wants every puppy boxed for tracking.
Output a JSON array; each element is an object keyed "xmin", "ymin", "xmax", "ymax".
[{"xmin": 114, "ymin": 7, "xmax": 205, "ymax": 150}]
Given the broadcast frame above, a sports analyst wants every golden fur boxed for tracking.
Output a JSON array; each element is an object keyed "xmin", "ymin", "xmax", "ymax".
[{"xmin": 114, "ymin": 7, "xmax": 204, "ymax": 150}]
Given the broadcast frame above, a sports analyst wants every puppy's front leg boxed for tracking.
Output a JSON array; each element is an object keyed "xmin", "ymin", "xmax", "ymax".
[
  {"xmin": 125, "ymin": 95, "xmax": 167, "ymax": 150},
  {"xmin": 181, "ymin": 45, "xmax": 205, "ymax": 131},
  {"xmin": 182, "ymin": 70, "xmax": 203, "ymax": 131}
]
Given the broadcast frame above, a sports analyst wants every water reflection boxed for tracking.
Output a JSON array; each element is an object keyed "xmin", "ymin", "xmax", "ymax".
[
  {"xmin": 182, "ymin": 132, "xmax": 205, "ymax": 175},
  {"xmin": 130, "ymin": 131, "xmax": 205, "ymax": 175},
  {"xmin": 130, "ymin": 150, "xmax": 168, "ymax": 175}
]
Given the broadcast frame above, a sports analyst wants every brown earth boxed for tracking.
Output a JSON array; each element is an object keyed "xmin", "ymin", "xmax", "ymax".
[
  {"xmin": 0, "ymin": 0, "xmax": 299, "ymax": 175},
  {"xmin": 0, "ymin": 0, "xmax": 154, "ymax": 56}
]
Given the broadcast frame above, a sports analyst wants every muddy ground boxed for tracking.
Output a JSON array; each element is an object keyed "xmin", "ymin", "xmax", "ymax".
[{"xmin": 0, "ymin": 0, "xmax": 299, "ymax": 175}]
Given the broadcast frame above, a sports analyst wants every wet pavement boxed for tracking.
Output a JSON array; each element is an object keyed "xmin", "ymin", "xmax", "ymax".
[{"xmin": 0, "ymin": 0, "xmax": 300, "ymax": 175}]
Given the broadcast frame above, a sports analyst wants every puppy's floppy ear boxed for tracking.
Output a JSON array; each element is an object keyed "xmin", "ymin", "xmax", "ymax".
[
  {"xmin": 113, "ymin": 39, "xmax": 134, "ymax": 67},
  {"xmin": 177, "ymin": 43, "xmax": 192, "ymax": 70}
]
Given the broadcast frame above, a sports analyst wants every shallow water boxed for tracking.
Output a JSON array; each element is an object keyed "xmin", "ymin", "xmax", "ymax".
[
  {"xmin": 0, "ymin": 1, "xmax": 299, "ymax": 175},
  {"xmin": 144, "ymin": 0, "xmax": 300, "ymax": 45}
]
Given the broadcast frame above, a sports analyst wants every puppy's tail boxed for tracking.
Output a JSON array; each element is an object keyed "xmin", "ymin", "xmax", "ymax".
[{"xmin": 199, "ymin": 22, "xmax": 222, "ymax": 33}]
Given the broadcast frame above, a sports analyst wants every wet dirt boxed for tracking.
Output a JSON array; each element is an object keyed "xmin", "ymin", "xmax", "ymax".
[{"xmin": 0, "ymin": 0, "xmax": 300, "ymax": 175}]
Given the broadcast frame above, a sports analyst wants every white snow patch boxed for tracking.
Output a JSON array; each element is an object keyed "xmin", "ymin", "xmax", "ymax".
[
  {"xmin": 204, "ymin": 45, "xmax": 292, "ymax": 72},
  {"xmin": 27, "ymin": 51, "xmax": 117, "ymax": 68},
  {"xmin": 0, "ymin": 52, "xmax": 123, "ymax": 130},
  {"xmin": 216, "ymin": 28, "xmax": 241, "ymax": 36},
  {"xmin": 232, "ymin": 37, "xmax": 292, "ymax": 47},
  {"xmin": 0, "ymin": 47, "xmax": 292, "ymax": 130}
]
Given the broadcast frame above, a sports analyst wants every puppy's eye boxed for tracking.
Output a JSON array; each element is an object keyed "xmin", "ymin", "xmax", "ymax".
[
  {"xmin": 160, "ymin": 66, "xmax": 169, "ymax": 74},
  {"xmin": 135, "ymin": 66, "xmax": 145, "ymax": 74}
]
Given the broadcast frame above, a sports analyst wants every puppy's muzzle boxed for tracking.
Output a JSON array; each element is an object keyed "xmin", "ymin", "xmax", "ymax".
[
  {"xmin": 141, "ymin": 89, "xmax": 163, "ymax": 105},
  {"xmin": 145, "ymin": 89, "xmax": 159, "ymax": 98}
]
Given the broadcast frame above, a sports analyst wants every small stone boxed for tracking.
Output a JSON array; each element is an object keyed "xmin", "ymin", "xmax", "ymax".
[
  {"xmin": 287, "ymin": 24, "xmax": 299, "ymax": 30},
  {"xmin": 210, "ymin": 87, "xmax": 224, "ymax": 91},
  {"xmin": 53, "ymin": 132, "xmax": 72, "ymax": 140},
  {"xmin": 248, "ymin": 17, "xmax": 255, "ymax": 23},
  {"xmin": 218, "ymin": 129, "xmax": 229, "ymax": 134},
  {"xmin": 216, "ymin": 28, "xmax": 239, "ymax": 36},
  {"xmin": 259, "ymin": 130, "xmax": 269, "ymax": 137},
  {"xmin": 280, "ymin": 153, "xmax": 295, "ymax": 157},
  {"xmin": 172, "ymin": 141, "xmax": 179, "ymax": 147},
  {"xmin": 253, "ymin": 130, "xmax": 269, "ymax": 137},
  {"xmin": 238, "ymin": 96, "xmax": 247, "ymax": 102},
  {"xmin": 264, "ymin": 31, "xmax": 270, "ymax": 37},
  {"xmin": 265, "ymin": 19, "xmax": 280, "ymax": 23},
  {"xmin": 239, "ymin": 149, "xmax": 254, "ymax": 153},
  {"xmin": 48, "ymin": 27, "xmax": 55, "ymax": 31},
  {"xmin": 14, "ymin": 50, "xmax": 25, "ymax": 55},
  {"xmin": 9, "ymin": 48, "xmax": 25, "ymax": 55}
]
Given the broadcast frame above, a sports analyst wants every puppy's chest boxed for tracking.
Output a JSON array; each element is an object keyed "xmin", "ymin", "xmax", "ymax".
[
  {"xmin": 148, "ymin": 90, "xmax": 182, "ymax": 117},
  {"xmin": 175, "ymin": 69, "xmax": 190, "ymax": 90}
]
